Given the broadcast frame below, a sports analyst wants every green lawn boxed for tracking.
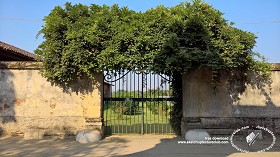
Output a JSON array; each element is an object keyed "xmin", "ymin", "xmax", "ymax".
[{"xmin": 103, "ymin": 101, "xmax": 175, "ymax": 134}]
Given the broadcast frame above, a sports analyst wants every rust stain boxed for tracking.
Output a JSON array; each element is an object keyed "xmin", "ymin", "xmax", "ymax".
[
  {"xmin": 0, "ymin": 107, "xmax": 3, "ymax": 112},
  {"xmin": 4, "ymin": 104, "xmax": 10, "ymax": 109},
  {"xmin": 13, "ymin": 99, "xmax": 26, "ymax": 106}
]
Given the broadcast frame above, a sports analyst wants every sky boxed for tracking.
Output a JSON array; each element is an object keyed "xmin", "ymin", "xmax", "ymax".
[{"xmin": 0, "ymin": 0, "xmax": 280, "ymax": 62}]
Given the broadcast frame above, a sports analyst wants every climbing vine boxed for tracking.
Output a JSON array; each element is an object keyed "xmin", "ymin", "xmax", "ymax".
[
  {"xmin": 36, "ymin": 0, "xmax": 271, "ymax": 134},
  {"xmin": 36, "ymin": 0, "xmax": 270, "ymax": 85}
]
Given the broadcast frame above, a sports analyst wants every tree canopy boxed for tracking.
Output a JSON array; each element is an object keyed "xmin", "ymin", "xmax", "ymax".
[{"xmin": 36, "ymin": 0, "xmax": 270, "ymax": 85}]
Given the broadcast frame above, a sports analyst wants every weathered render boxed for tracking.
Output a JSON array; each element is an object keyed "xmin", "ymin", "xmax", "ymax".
[
  {"xmin": 0, "ymin": 62, "xmax": 103, "ymax": 138},
  {"xmin": 182, "ymin": 64, "xmax": 280, "ymax": 135}
]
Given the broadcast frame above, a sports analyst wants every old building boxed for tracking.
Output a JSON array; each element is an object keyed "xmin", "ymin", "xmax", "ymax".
[{"xmin": 0, "ymin": 41, "xmax": 37, "ymax": 61}]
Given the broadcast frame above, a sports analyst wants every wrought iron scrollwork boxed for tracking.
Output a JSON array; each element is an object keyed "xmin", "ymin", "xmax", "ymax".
[
  {"xmin": 104, "ymin": 70, "xmax": 131, "ymax": 83},
  {"xmin": 158, "ymin": 73, "xmax": 172, "ymax": 82}
]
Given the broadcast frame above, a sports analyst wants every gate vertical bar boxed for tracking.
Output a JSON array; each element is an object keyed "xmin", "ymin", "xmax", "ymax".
[
  {"xmin": 165, "ymin": 81, "xmax": 168, "ymax": 133},
  {"xmin": 145, "ymin": 73, "xmax": 148, "ymax": 134},
  {"xmin": 118, "ymin": 71, "xmax": 120, "ymax": 133},
  {"xmin": 157, "ymin": 75, "xmax": 160, "ymax": 133},
  {"xmin": 153, "ymin": 74, "xmax": 156, "ymax": 134},
  {"xmin": 149, "ymin": 73, "xmax": 152, "ymax": 134},
  {"xmin": 134, "ymin": 72, "xmax": 136, "ymax": 133},
  {"xmin": 125, "ymin": 72, "xmax": 128, "ymax": 134},
  {"xmin": 120, "ymin": 72, "xmax": 125, "ymax": 133},
  {"xmin": 162, "ymin": 77, "xmax": 164, "ymax": 134},
  {"xmin": 114, "ymin": 71, "xmax": 116, "ymax": 133},
  {"xmin": 130, "ymin": 72, "xmax": 132, "ymax": 133},
  {"xmin": 141, "ymin": 72, "xmax": 144, "ymax": 134},
  {"xmin": 138, "ymin": 72, "xmax": 140, "ymax": 133}
]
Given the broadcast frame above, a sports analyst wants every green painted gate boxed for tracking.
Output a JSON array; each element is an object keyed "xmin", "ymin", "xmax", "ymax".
[{"xmin": 103, "ymin": 70, "xmax": 176, "ymax": 135}]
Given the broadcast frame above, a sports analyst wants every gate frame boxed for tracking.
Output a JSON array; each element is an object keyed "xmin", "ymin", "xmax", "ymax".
[{"xmin": 102, "ymin": 70, "xmax": 176, "ymax": 135}]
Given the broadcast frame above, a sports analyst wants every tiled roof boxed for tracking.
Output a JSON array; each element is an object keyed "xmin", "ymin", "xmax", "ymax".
[{"xmin": 0, "ymin": 41, "xmax": 37, "ymax": 60}]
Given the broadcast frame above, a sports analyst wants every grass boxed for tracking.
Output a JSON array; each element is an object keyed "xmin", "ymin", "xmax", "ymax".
[{"xmin": 103, "ymin": 101, "xmax": 175, "ymax": 134}]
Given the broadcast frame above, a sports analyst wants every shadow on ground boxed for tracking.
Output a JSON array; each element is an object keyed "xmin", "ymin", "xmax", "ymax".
[
  {"xmin": 0, "ymin": 136, "xmax": 128, "ymax": 157},
  {"xmin": 118, "ymin": 136, "xmax": 236, "ymax": 157},
  {"xmin": 0, "ymin": 135, "xmax": 279, "ymax": 157},
  {"xmin": 119, "ymin": 136, "xmax": 280, "ymax": 157}
]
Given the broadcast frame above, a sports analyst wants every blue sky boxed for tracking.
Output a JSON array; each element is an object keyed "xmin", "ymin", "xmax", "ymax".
[{"xmin": 0, "ymin": 0, "xmax": 280, "ymax": 62}]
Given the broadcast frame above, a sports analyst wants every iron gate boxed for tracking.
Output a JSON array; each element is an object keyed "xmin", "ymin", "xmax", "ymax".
[{"xmin": 103, "ymin": 70, "xmax": 176, "ymax": 134}]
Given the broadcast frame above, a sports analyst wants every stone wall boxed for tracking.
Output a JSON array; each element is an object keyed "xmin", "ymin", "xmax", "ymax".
[
  {"xmin": 0, "ymin": 62, "xmax": 103, "ymax": 138},
  {"xmin": 181, "ymin": 64, "xmax": 280, "ymax": 135}
]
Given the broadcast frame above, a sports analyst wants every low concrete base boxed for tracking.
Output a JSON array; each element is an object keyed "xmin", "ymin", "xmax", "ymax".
[
  {"xmin": 24, "ymin": 129, "xmax": 45, "ymax": 139},
  {"xmin": 43, "ymin": 130, "xmax": 78, "ymax": 139},
  {"xmin": 181, "ymin": 117, "xmax": 280, "ymax": 135}
]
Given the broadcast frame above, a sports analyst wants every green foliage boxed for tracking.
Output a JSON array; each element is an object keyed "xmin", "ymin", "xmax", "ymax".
[
  {"xmin": 169, "ymin": 72, "xmax": 183, "ymax": 135},
  {"xmin": 148, "ymin": 1, "xmax": 271, "ymax": 83},
  {"xmin": 146, "ymin": 102, "xmax": 171, "ymax": 116},
  {"xmin": 37, "ymin": 0, "xmax": 271, "ymax": 135},
  {"xmin": 112, "ymin": 90, "xmax": 141, "ymax": 98},
  {"xmin": 112, "ymin": 98, "xmax": 138, "ymax": 115},
  {"xmin": 112, "ymin": 89, "xmax": 170, "ymax": 98},
  {"xmin": 36, "ymin": 0, "xmax": 270, "ymax": 86}
]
